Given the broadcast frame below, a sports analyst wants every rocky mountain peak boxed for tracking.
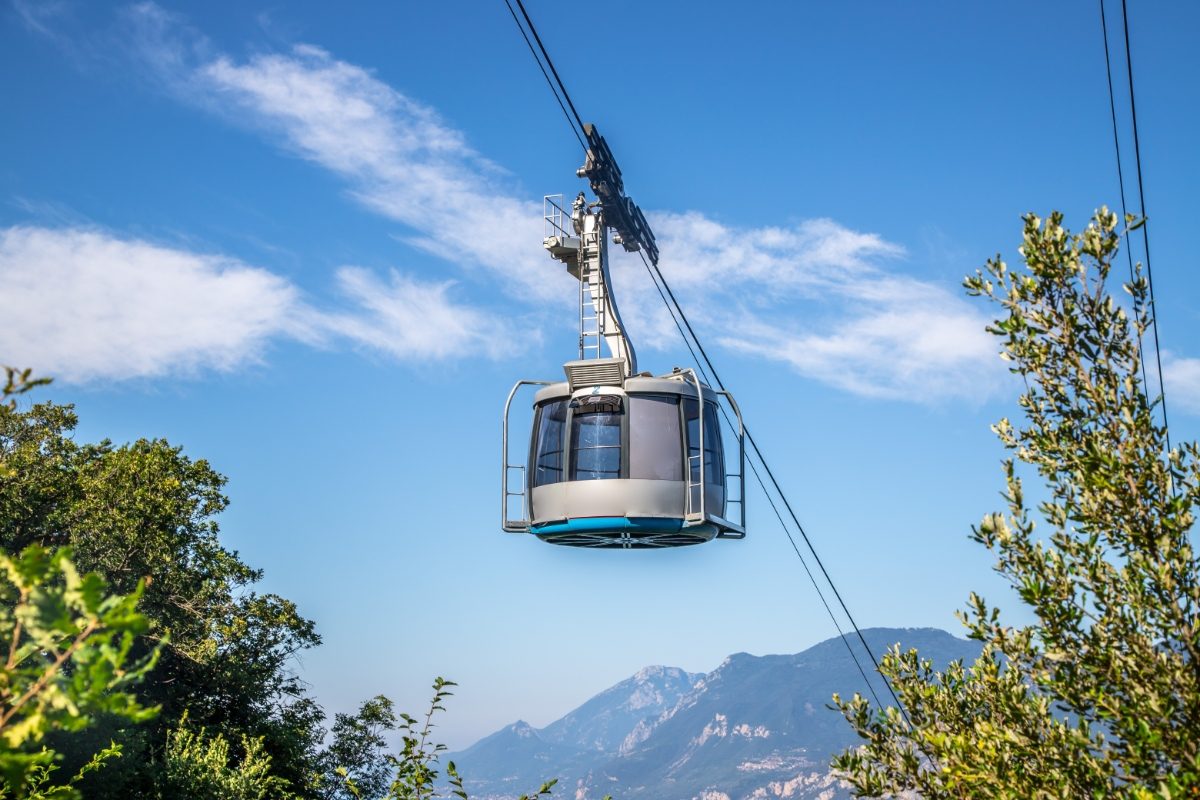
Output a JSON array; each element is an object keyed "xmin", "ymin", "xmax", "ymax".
[{"xmin": 450, "ymin": 627, "xmax": 981, "ymax": 800}]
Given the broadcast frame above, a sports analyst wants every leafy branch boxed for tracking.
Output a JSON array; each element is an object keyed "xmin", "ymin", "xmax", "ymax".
[
  {"xmin": 833, "ymin": 208, "xmax": 1200, "ymax": 798},
  {"xmin": 0, "ymin": 545, "xmax": 161, "ymax": 796},
  {"xmin": 338, "ymin": 678, "xmax": 575, "ymax": 800}
]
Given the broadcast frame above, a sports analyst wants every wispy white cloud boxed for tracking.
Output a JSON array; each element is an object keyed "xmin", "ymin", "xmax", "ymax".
[
  {"xmin": 651, "ymin": 212, "xmax": 904, "ymax": 290},
  {"xmin": 24, "ymin": 3, "xmax": 1011, "ymax": 400},
  {"xmin": 11, "ymin": 0, "xmax": 72, "ymax": 38},
  {"xmin": 716, "ymin": 278, "xmax": 998, "ymax": 401},
  {"xmin": 0, "ymin": 226, "xmax": 513, "ymax": 382},
  {"xmin": 171, "ymin": 27, "xmax": 999, "ymax": 401},
  {"xmin": 117, "ymin": 4, "xmax": 552, "ymax": 301},
  {"xmin": 323, "ymin": 267, "xmax": 513, "ymax": 362},
  {"xmin": 611, "ymin": 214, "xmax": 1000, "ymax": 402},
  {"xmin": 198, "ymin": 45, "xmax": 549, "ymax": 298},
  {"xmin": 0, "ymin": 226, "xmax": 299, "ymax": 382},
  {"xmin": 1163, "ymin": 354, "xmax": 1200, "ymax": 416}
]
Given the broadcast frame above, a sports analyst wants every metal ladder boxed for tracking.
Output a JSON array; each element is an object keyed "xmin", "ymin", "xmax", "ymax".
[{"xmin": 578, "ymin": 227, "xmax": 606, "ymax": 361}]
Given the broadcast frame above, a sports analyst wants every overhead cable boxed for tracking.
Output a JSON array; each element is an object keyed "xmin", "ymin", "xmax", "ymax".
[
  {"xmin": 512, "ymin": 0, "xmax": 588, "ymax": 135},
  {"xmin": 638, "ymin": 250, "xmax": 910, "ymax": 724},
  {"xmin": 638, "ymin": 251, "xmax": 890, "ymax": 714},
  {"xmin": 1119, "ymin": 0, "xmax": 1172, "ymax": 453},
  {"xmin": 504, "ymin": 0, "xmax": 911, "ymax": 724},
  {"xmin": 501, "ymin": 0, "xmax": 586, "ymax": 152},
  {"xmin": 1099, "ymin": 0, "xmax": 1151, "ymax": 397}
]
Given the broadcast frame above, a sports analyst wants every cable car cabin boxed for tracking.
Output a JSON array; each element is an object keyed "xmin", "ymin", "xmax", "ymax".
[{"xmin": 503, "ymin": 359, "xmax": 745, "ymax": 548}]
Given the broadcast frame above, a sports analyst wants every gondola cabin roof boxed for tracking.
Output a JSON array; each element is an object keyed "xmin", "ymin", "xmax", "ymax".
[{"xmin": 532, "ymin": 370, "xmax": 719, "ymax": 406}]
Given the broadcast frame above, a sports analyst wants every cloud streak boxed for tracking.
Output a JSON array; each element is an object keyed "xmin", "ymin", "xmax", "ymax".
[
  {"xmin": 0, "ymin": 226, "xmax": 298, "ymax": 381},
  {"xmin": 610, "ymin": 214, "xmax": 999, "ymax": 402},
  {"xmin": 13, "ymin": 4, "xmax": 1029, "ymax": 401},
  {"xmin": 323, "ymin": 267, "xmax": 513, "ymax": 362},
  {"xmin": 1163, "ymin": 354, "xmax": 1200, "ymax": 417},
  {"xmin": 0, "ymin": 226, "xmax": 513, "ymax": 382},
  {"xmin": 166, "ymin": 28, "xmax": 1000, "ymax": 402},
  {"xmin": 198, "ymin": 44, "xmax": 551, "ymax": 298},
  {"xmin": 119, "ymin": 3, "xmax": 552, "ymax": 300}
]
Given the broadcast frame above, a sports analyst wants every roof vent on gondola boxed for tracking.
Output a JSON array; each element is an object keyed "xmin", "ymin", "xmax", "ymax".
[{"xmin": 563, "ymin": 358, "xmax": 625, "ymax": 391}]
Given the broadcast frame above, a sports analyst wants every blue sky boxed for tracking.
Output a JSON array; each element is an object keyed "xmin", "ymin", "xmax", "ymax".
[{"xmin": 2, "ymin": 1, "xmax": 1198, "ymax": 748}]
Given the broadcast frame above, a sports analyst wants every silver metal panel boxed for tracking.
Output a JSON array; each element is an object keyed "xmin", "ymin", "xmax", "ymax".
[
  {"xmin": 512, "ymin": 364, "xmax": 746, "ymax": 543},
  {"xmin": 533, "ymin": 375, "xmax": 712, "ymax": 406},
  {"xmin": 533, "ymin": 381, "xmax": 572, "ymax": 405},
  {"xmin": 530, "ymin": 479, "xmax": 686, "ymax": 524},
  {"xmin": 625, "ymin": 375, "xmax": 707, "ymax": 399},
  {"xmin": 564, "ymin": 358, "xmax": 626, "ymax": 391},
  {"xmin": 543, "ymin": 235, "xmax": 581, "ymax": 259}
]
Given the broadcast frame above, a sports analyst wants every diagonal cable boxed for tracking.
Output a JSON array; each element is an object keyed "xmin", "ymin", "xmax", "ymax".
[
  {"xmin": 513, "ymin": 0, "xmax": 587, "ymax": 136},
  {"xmin": 1099, "ymin": 0, "xmax": 1151, "ymax": 399},
  {"xmin": 501, "ymin": 0, "xmax": 586, "ymax": 152},
  {"xmin": 638, "ymin": 251, "xmax": 890, "ymax": 713},
  {"xmin": 504, "ymin": 0, "xmax": 912, "ymax": 726},
  {"xmin": 1120, "ymin": 0, "xmax": 1172, "ymax": 454},
  {"xmin": 637, "ymin": 250, "xmax": 911, "ymax": 724}
]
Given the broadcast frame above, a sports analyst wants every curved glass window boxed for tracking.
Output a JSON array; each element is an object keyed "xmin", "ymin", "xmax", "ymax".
[
  {"xmin": 684, "ymin": 398, "xmax": 726, "ymax": 514},
  {"xmin": 629, "ymin": 395, "xmax": 682, "ymax": 480},
  {"xmin": 704, "ymin": 402, "xmax": 725, "ymax": 511},
  {"xmin": 532, "ymin": 400, "xmax": 567, "ymax": 487},
  {"xmin": 571, "ymin": 410, "xmax": 622, "ymax": 480}
]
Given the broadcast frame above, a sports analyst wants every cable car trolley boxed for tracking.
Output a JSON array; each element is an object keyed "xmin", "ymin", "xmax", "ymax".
[{"xmin": 502, "ymin": 125, "xmax": 746, "ymax": 548}]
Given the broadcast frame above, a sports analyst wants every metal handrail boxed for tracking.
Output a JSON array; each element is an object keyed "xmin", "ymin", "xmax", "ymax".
[
  {"xmin": 715, "ymin": 389, "xmax": 747, "ymax": 536},
  {"xmin": 543, "ymin": 194, "xmax": 571, "ymax": 239},
  {"xmin": 677, "ymin": 368, "xmax": 747, "ymax": 536},
  {"xmin": 502, "ymin": 379, "xmax": 553, "ymax": 532},
  {"xmin": 680, "ymin": 368, "xmax": 705, "ymax": 525}
]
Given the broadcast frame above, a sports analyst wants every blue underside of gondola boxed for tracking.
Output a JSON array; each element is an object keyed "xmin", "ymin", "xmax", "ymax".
[{"xmin": 532, "ymin": 517, "xmax": 712, "ymax": 536}]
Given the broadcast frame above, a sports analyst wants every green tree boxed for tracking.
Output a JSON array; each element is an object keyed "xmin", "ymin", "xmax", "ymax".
[
  {"xmin": 336, "ymin": 679, "xmax": 560, "ymax": 800},
  {"xmin": 0, "ymin": 380, "xmax": 564, "ymax": 799},
  {"xmin": 833, "ymin": 209, "xmax": 1200, "ymax": 798},
  {"xmin": 0, "ymin": 399, "xmax": 324, "ymax": 796},
  {"xmin": 0, "ymin": 369, "xmax": 50, "ymax": 411},
  {"xmin": 161, "ymin": 714, "xmax": 295, "ymax": 800},
  {"xmin": 0, "ymin": 544, "xmax": 158, "ymax": 798},
  {"xmin": 319, "ymin": 696, "xmax": 400, "ymax": 800}
]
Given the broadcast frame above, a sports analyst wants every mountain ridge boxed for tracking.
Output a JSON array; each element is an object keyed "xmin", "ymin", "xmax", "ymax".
[{"xmin": 450, "ymin": 627, "xmax": 980, "ymax": 800}]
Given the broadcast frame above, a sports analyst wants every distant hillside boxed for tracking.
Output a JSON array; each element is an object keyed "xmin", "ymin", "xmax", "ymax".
[
  {"xmin": 540, "ymin": 665, "xmax": 703, "ymax": 754},
  {"xmin": 449, "ymin": 628, "xmax": 979, "ymax": 800},
  {"xmin": 450, "ymin": 665, "xmax": 702, "ymax": 797}
]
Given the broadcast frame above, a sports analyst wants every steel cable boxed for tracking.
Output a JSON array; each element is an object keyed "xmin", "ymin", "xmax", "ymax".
[{"xmin": 504, "ymin": 0, "xmax": 913, "ymax": 726}]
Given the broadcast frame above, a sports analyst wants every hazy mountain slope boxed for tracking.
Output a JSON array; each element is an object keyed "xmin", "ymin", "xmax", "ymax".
[
  {"xmin": 452, "ymin": 627, "xmax": 981, "ymax": 800},
  {"xmin": 452, "ymin": 664, "xmax": 702, "ymax": 792},
  {"xmin": 448, "ymin": 721, "xmax": 595, "ymax": 797},
  {"xmin": 585, "ymin": 628, "xmax": 977, "ymax": 800},
  {"xmin": 540, "ymin": 665, "xmax": 703, "ymax": 753}
]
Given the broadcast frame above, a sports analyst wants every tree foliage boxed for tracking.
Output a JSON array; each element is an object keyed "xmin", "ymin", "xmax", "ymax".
[
  {"xmin": 337, "ymin": 679, "xmax": 561, "ymax": 800},
  {"xmin": 319, "ymin": 695, "xmax": 400, "ymax": 800},
  {"xmin": 833, "ymin": 209, "xmax": 1200, "ymax": 798},
  {"xmin": 1, "ymin": 382, "xmax": 562, "ymax": 798},
  {"xmin": 0, "ymin": 397, "xmax": 322, "ymax": 795},
  {"xmin": 162, "ymin": 714, "xmax": 295, "ymax": 800},
  {"xmin": 0, "ymin": 545, "xmax": 158, "ymax": 798}
]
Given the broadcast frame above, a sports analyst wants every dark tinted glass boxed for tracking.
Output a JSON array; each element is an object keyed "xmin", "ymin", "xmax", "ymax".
[
  {"xmin": 684, "ymin": 398, "xmax": 726, "ymax": 514},
  {"xmin": 703, "ymin": 401, "xmax": 725, "ymax": 512},
  {"xmin": 533, "ymin": 400, "xmax": 567, "ymax": 487}
]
